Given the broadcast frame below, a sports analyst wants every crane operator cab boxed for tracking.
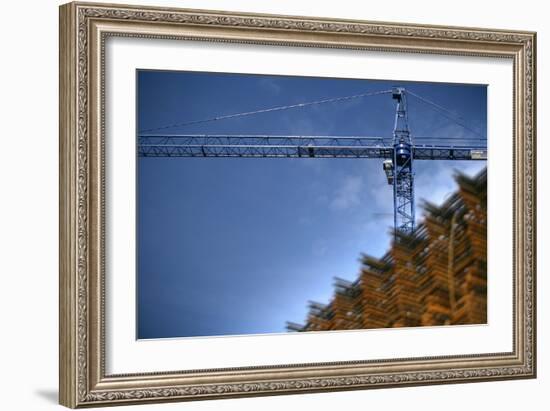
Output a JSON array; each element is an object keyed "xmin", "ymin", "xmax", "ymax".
[
  {"xmin": 383, "ymin": 159, "xmax": 394, "ymax": 185},
  {"xmin": 395, "ymin": 142, "xmax": 412, "ymax": 166}
]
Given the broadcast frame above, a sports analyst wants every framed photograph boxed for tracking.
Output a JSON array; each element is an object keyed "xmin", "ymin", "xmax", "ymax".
[{"xmin": 59, "ymin": 2, "xmax": 536, "ymax": 408}]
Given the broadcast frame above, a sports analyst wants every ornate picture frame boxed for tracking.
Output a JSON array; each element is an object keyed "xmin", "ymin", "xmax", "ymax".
[{"xmin": 59, "ymin": 2, "xmax": 536, "ymax": 408}]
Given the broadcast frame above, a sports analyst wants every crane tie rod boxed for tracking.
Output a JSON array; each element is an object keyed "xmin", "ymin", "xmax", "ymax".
[
  {"xmin": 139, "ymin": 89, "xmax": 393, "ymax": 133},
  {"xmin": 406, "ymin": 90, "xmax": 485, "ymax": 139}
]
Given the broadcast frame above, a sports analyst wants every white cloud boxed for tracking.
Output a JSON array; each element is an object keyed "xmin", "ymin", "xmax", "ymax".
[
  {"xmin": 329, "ymin": 175, "xmax": 364, "ymax": 211},
  {"xmin": 298, "ymin": 215, "xmax": 313, "ymax": 226},
  {"xmin": 258, "ymin": 78, "xmax": 281, "ymax": 95},
  {"xmin": 311, "ymin": 238, "xmax": 329, "ymax": 257},
  {"xmin": 414, "ymin": 160, "xmax": 486, "ymax": 213}
]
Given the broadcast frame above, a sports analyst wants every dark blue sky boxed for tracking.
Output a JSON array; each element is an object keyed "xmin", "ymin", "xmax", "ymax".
[{"xmin": 136, "ymin": 70, "xmax": 486, "ymax": 339}]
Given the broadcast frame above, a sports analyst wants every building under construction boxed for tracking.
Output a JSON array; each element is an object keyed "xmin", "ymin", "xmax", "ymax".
[{"xmin": 287, "ymin": 168, "xmax": 487, "ymax": 332}]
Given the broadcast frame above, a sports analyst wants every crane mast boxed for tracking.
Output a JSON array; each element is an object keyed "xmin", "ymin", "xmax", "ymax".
[{"xmin": 390, "ymin": 87, "xmax": 415, "ymax": 236}]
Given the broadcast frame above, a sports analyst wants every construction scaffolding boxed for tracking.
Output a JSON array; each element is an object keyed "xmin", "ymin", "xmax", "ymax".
[{"xmin": 288, "ymin": 168, "xmax": 487, "ymax": 332}]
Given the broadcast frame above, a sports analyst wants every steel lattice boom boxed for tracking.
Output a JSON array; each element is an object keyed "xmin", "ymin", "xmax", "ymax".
[
  {"xmin": 137, "ymin": 88, "xmax": 487, "ymax": 237},
  {"xmin": 138, "ymin": 135, "xmax": 485, "ymax": 161}
]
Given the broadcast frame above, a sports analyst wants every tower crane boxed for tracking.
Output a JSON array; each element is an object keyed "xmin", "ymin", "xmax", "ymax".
[{"xmin": 138, "ymin": 87, "xmax": 487, "ymax": 239}]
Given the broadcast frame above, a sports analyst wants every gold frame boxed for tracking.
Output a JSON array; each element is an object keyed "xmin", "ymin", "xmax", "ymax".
[{"xmin": 59, "ymin": 2, "xmax": 537, "ymax": 408}]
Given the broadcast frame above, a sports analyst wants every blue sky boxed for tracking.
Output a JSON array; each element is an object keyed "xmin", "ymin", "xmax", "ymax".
[{"xmin": 136, "ymin": 70, "xmax": 487, "ymax": 339}]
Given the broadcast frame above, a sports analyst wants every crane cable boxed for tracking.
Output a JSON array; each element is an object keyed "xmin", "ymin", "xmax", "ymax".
[
  {"xmin": 139, "ymin": 89, "xmax": 393, "ymax": 133},
  {"xmin": 406, "ymin": 90, "xmax": 485, "ymax": 139}
]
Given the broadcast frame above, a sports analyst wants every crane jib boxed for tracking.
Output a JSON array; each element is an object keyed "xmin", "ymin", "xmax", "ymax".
[{"xmin": 138, "ymin": 144, "xmax": 487, "ymax": 160}]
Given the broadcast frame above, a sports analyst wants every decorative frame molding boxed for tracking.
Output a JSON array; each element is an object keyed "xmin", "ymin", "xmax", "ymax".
[{"xmin": 59, "ymin": 2, "xmax": 536, "ymax": 408}]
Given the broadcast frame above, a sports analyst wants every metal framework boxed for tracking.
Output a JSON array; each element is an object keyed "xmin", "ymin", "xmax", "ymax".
[
  {"xmin": 391, "ymin": 88, "xmax": 415, "ymax": 233},
  {"xmin": 137, "ymin": 88, "xmax": 487, "ymax": 237},
  {"xmin": 138, "ymin": 135, "xmax": 485, "ymax": 160}
]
